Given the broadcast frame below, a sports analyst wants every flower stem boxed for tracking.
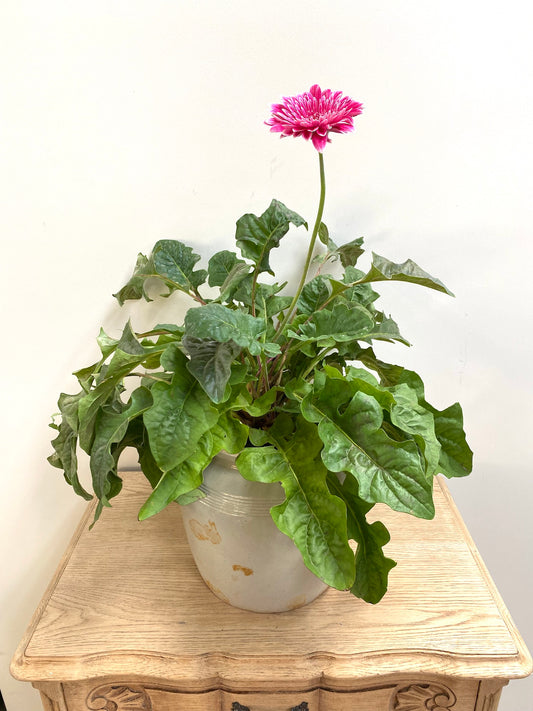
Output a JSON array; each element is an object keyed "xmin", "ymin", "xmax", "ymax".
[{"xmin": 274, "ymin": 151, "xmax": 326, "ymax": 339}]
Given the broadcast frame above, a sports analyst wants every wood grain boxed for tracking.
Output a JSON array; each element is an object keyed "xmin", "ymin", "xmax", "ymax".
[{"xmin": 11, "ymin": 472, "xmax": 532, "ymax": 695}]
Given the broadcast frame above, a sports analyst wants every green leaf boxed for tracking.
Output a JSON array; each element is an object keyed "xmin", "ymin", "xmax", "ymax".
[
  {"xmin": 73, "ymin": 362, "xmax": 101, "ymax": 392},
  {"xmin": 113, "ymin": 252, "xmax": 154, "ymax": 305},
  {"xmin": 425, "ymin": 401, "xmax": 473, "ymax": 478},
  {"xmin": 233, "ymin": 277, "xmax": 287, "ymax": 309},
  {"xmin": 301, "ymin": 378, "xmax": 435, "ymax": 519},
  {"xmin": 56, "ymin": 391, "xmax": 83, "ymax": 433},
  {"xmin": 220, "ymin": 263, "xmax": 252, "ymax": 302},
  {"xmin": 388, "ymin": 383, "xmax": 441, "ymax": 478},
  {"xmin": 137, "ymin": 441, "xmax": 164, "ymax": 489},
  {"xmin": 235, "ymin": 199, "xmax": 307, "ymax": 275},
  {"xmin": 72, "ymin": 329, "xmax": 119, "ymax": 392},
  {"xmin": 184, "ymin": 303, "xmax": 265, "ymax": 354},
  {"xmin": 318, "ymin": 222, "xmax": 329, "ymax": 246},
  {"xmin": 228, "ymin": 362, "xmax": 253, "ymax": 387},
  {"xmin": 182, "ymin": 335, "xmax": 242, "ymax": 403},
  {"xmin": 297, "ymin": 276, "xmax": 332, "ymax": 315},
  {"xmin": 97, "ymin": 328, "xmax": 120, "ymax": 359},
  {"xmin": 139, "ymin": 409, "xmax": 249, "ymax": 520},
  {"xmin": 48, "ymin": 393, "xmax": 92, "ymax": 500},
  {"xmin": 337, "ymin": 237, "xmax": 365, "ymax": 268},
  {"xmin": 261, "ymin": 293, "xmax": 293, "ymax": 318},
  {"xmin": 317, "ymin": 237, "xmax": 365, "ymax": 269},
  {"xmin": 353, "ymin": 346, "xmax": 410, "ymax": 388},
  {"xmin": 258, "ymin": 341, "xmax": 281, "ymax": 357},
  {"xmin": 143, "ymin": 346, "xmax": 219, "ymax": 472},
  {"xmin": 240, "ymin": 387, "xmax": 279, "ymax": 417},
  {"xmin": 328, "ymin": 475, "xmax": 396, "ymax": 604},
  {"xmin": 76, "ymin": 324, "xmax": 159, "ymax": 452},
  {"xmin": 114, "ymin": 240, "xmax": 208, "ymax": 305},
  {"xmin": 289, "ymin": 302, "xmax": 374, "ymax": 344},
  {"xmin": 245, "ymin": 281, "xmax": 292, "ymax": 318},
  {"xmin": 90, "ymin": 470, "xmax": 124, "ymax": 527},
  {"xmin": 208, "ymin": 250, "xmax": 247, "ymax": 287},
  {"xmin": 218, "ymin": 382, "xmax": 252, "ymax": 414},
  {"xmin": 90, "ymin": 386, "xmax": 153, "ymax": 504},
  {"xmin": 236, "ymin": 416, "xmax": 355, "ymax": 590},
  {"xmin": 208, "ymin": 251, "xmax": 252, "ymax": 302},
  {"xmin": 209, "ymin": 411, "xmax": 249, "ymax": 454},
  {"xmin": 283, "ymin": 377, "xmax": 313, "ymax": 403},
  {"xmin": 247, "ymin": 427, "xmax": 270, "ymax": 447},
  {"xmin": 175, "ymin": 489, "xmax": 207, "ymax": 506},
  {"xmin": 341, "ymin": 365, "xmax": 381, "ymax": 388},
  {"xmin": 363, "ymin": 314, "xmax": 411, "ymax": 346},
  {"xmin": 152, "ymin": 239, "xmax": 207, "ymax": 292},
  {"xmin": 139, "ymin": 432, "xmax": 214, "ymax": 520},
  {"xmin": 359, "ymin": 253, "xmax": 454, "ymax": 296},
  {"xmin": 352, "ymin": 349, "xmax": 472, "ymax": 479},
  {"xmin": 116, "ymin": 320, "xmax": 146, "ymax": 356},
  {"xmin": 341, "ymin": 267, "xmax": 380, "ymax": 307},
  {"xmin": 77, "ymin": 383, "xmax": 116, "ymax": 454}
]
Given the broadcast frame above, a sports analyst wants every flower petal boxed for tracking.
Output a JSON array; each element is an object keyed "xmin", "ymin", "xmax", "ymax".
[{"xmin": 311, "ymin": 132, "xmax": 328, "ymax": 152}]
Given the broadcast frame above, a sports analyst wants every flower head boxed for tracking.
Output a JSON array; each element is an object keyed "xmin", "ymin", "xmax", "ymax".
[{"xmin": 266, "ymin": 84, "xmax": 363, "ymax": 152}]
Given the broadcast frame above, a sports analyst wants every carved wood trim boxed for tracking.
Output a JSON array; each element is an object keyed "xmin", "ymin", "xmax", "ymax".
[
  {"xmin": 231, "ymin": 703, "xmax": 309, "ymax": 711},
  {"xmin": 390, "ymin": 682, "xmax": 456, "ymax": 710},
  {"xmin": 82, "ymin": 680, "xmax": 468, "ymax": 711},
  {"xmin": 86, "ymin": 684, "xmax": 152, "ymax": 710}
]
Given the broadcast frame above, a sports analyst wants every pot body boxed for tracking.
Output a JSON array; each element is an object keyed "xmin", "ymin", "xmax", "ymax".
[{"xmin": 180, "ymin": 452, "xmax": 328, "ymax": 613}]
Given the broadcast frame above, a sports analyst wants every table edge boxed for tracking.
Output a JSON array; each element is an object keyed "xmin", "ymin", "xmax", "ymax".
[{"xmin": 10, "ymin": 475, "xmax": 533, "ymax": 685}]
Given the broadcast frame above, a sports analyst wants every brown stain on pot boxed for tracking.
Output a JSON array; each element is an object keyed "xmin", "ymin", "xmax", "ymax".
[
  {"xmin": 189, "ymin": 519, "xmax": 221, "ymax": 544},
  {"xmin": 232, "ymin": 564, "xmax": 254, "ymax": 576}
]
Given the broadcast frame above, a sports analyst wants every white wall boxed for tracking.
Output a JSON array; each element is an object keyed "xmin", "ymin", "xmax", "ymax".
[{"xmin": 1, "ymin": 2, "xmax": 532, "ymax": 709}]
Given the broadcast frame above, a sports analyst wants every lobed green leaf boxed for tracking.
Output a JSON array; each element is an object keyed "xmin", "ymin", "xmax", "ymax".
[
  {"xmin": 152, "ymin": 239, "xmax": 207, "ymax": 291},
  {"xmin": 236, "ymin": 416, "xmax": 355, "ymax": 590},
  {"xmin": 336, "ymin": 237, "xmax": 365, "ymax": 268},
  {"xmin": 113, "ymin": 253, "xmax": 155, "ymax": 305},
  {"xmin": 301, "ymin": 376, "xmax": 435, "ymax": 519},
  {"xmin": 354, "ymin": 348, "xmax": 472, "ymax": 479},
  {"xmin": 425, "ymin": 401, "xmax": 473, "ymax": 478},
  {"xmin": 359, "ymin": 253, "xmax": 454, "ymax": 296},
  {"xmin": 328, "ymin": 475, "xmax": 396, "ymax": 604},
  {"xmin": 208, "ymin": 250, "xmax": 247, "ymax": 287},
  {"xmin": 236, "ymin": 199, "xmax": 307, "ymax": 275},
  {"xmin": 184, "ymin": 303, "xmax": 266, "ymax": 355},
  {"xmin": 139, "ymin": 432, "xmax": 214, "ymax": 520},
  {"xmin": 143, "ymin": 345, "xmax": 219, "ymax": 473},
  {"xmin": 297, "ymin": 276, "xmax": 332, "ymax": 315},
  {"xmin": 362, "ymin": 314, "xmax": 411, "ymax": 347},
  {"xmin": 90, "ymin": 386, "xmax": 153, "ymax": 505},
  {"xmin": 182, "ymin": 335, "xmax": 242, "ymax": 404},
  {"xmin": 289, "ymin": 302, "xmax": 374, "ymax": 344},
  {"xmin": 48, "ymin": 393, "xmax": 92, "ymax": 501}
]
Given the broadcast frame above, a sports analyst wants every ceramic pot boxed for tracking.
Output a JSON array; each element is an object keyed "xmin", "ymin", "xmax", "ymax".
[{"xmin": 180, "ymin": 451, "xmax": 329, "ymax": 613}]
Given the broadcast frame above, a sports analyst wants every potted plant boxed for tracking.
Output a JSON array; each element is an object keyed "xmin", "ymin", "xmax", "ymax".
[{"xmin": 49, "ymin": 85, "xmax": 472, "ymax": 612}]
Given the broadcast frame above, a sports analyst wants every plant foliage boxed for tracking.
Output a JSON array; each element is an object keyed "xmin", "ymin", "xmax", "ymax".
[{"xmin": 50, "ymin": 155, "xmax": 472, "ymax": 605}]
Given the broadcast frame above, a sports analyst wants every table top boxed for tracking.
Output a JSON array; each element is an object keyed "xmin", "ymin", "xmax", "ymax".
[{"xmin": 11, "ymin": 472, "xmax": 532, "ymax": 691}]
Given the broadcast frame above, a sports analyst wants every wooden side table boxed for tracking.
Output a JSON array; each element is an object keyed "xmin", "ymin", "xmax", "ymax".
[{"xmin": 11, "ymin": 472, "xmax": 531, "ymax": 711}]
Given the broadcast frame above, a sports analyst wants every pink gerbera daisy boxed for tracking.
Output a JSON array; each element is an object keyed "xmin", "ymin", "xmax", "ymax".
[{"xmin": 266, "ymin": 84, "xmax": 363, "ymax": 152}]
